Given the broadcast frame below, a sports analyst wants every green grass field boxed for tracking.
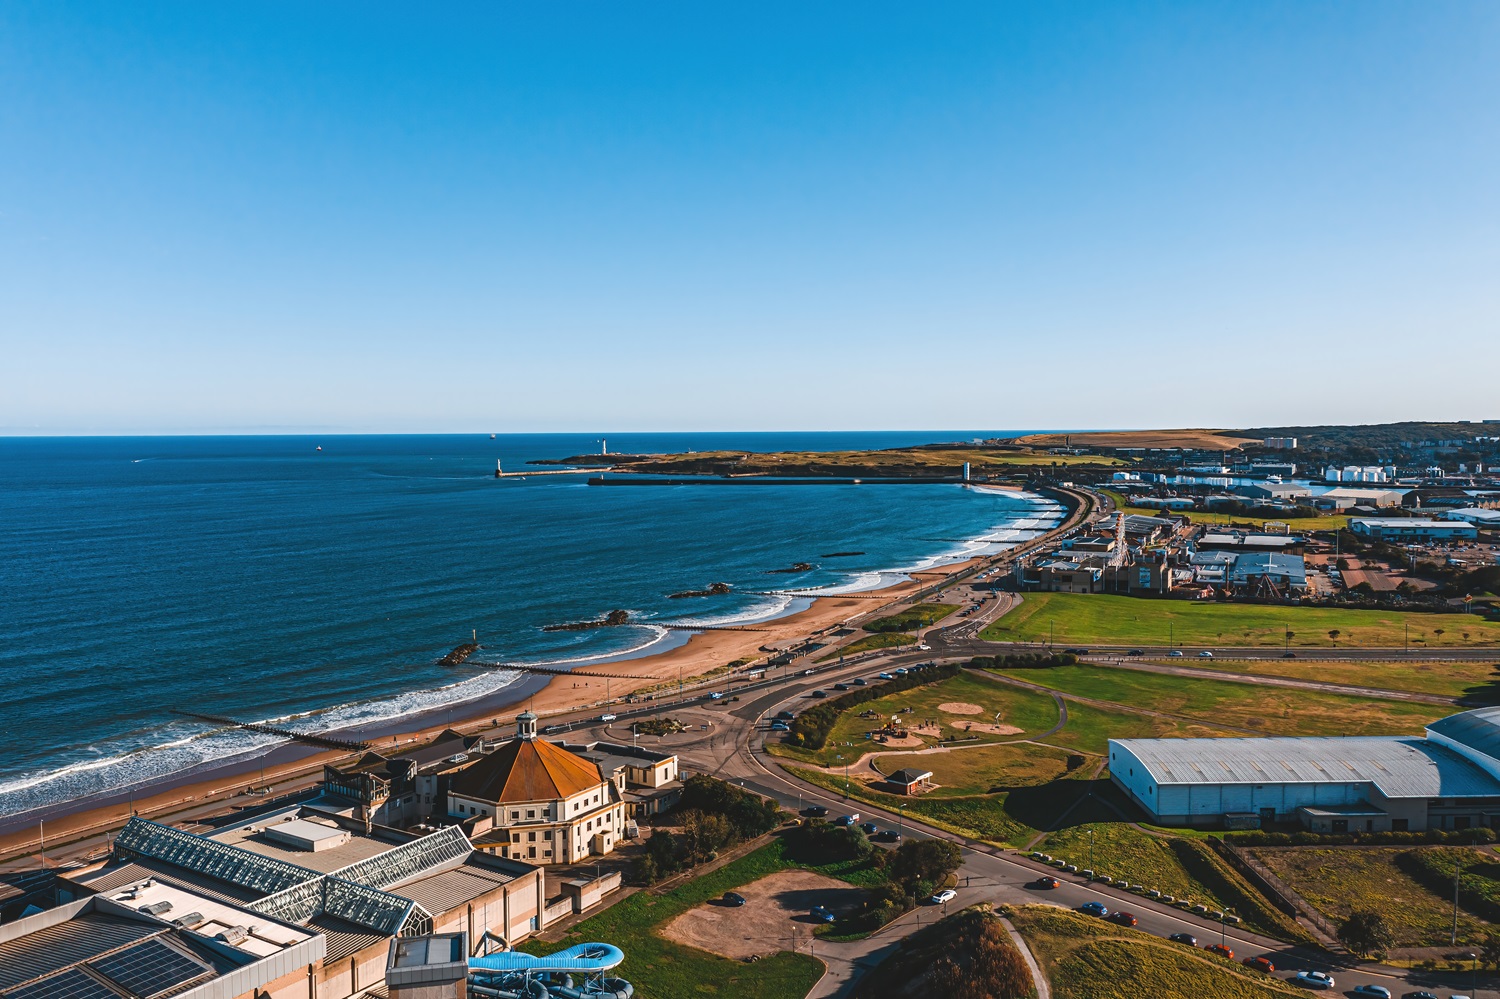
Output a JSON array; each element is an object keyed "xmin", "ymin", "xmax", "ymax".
[
  {"xmin": 1250, "ymin": 847, "xmax": 1493, "ymax": 948},
  {"xmin": 789, "ymin": 765, "xmax": 1039, "ymax": 846},
  {"xmin": 1103, "ymin": 489, "xmax": 1348, "ymax": 533},
  {"xmin": 522, "ymin": 840, "xmax": 827, "ymax": 998},
  {"xmin": 863, "ymin": 602, "xmax": 958, "ymax": 633},
  {"xmin": 871, "ymin": 741, "xmax": 1079, "ymax": 796},
  {"xmin": 818, "ymin": 632, "xmax": 915, "ymax": 661},
  {"xmin": 981, "ymin": 592, "xmax": 1500, "ymax": 648},
  {"xmin": 1036, "ymin": 825, "xmax": 1306, "ymax": 940},
  {"xmin": 1009, "ymin": 905, "xmax": 1307, "ymax": 998},
  {"xmin": 768, "ymin": 670, "xmax": 1062, "ymax": 767},
  {"xmin": 995, "ymin": 664, "xmax": 1448, "ymax": 737},
  {"xmin": 1159, "ymin": 657, "xmax": 1500, "ymax": 701}
]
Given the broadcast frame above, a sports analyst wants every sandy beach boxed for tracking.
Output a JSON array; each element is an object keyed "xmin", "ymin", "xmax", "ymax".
[{"xmin": 0, "ymin": 558, "xmax": 983, "ymax": 862}]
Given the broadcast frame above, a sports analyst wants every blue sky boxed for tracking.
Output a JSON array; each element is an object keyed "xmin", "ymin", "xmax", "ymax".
[{"xmin": 2, "ymin": 2, "xmax": 1497, "ymax": 433}]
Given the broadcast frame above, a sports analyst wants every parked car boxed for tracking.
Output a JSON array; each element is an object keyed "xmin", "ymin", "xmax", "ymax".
[
  {"xmin": 1168, "ymin": 650, "xmax": 1185, "ymax": 657},
  {"xmin": 1293, "ymin": 971, "xmax": 1335, "ymax": 990},
  {"xmin": 1167, "ymin": 933, "xmax": 1197, "ymax": 946},
  {"xmin": 1036, "ymin": 876, "xmax": 1060, "ymax": 889},
  {"xmin": 835, "ymin": 813, "xmax": 859, "ymax": 826},
  {"xmin": 598, "ymin": 713, "xmax": 617, "ymax": 722},
  {"xmin": 894, "ymin": 668, "xmax": 908, "ymax": 675},
  {"xmin": 878, "ymin": 672, "xmax": 895, "ymax": 679},
  {"xmin": 776, "ymin": 710, "xmax": 795, "ymax": 720},
  {"xmin": 1350, "ymin": 987, "xmax": 1391, "ymax": 998},
  {"xmin": 1065, "ymin": 648, "xmax": 1090, "ymax": 655},
  {"xmin": 811, "ymin": 905, "xmax": 836, "ymax": 923},
  {"xmin": 770, "ymin": 720, "xmax": 789, "ymax": 731},
  {"xmin": 859, "ymin": 821, "xmax": 877, "ymax": 834},
  {"xmin": 803, "ymin": 805, "xmax": 828, "ymax": 817},
  {"xmin": 1282, "ymin": 651, "xmax": 1298, "ymax": 658},
  {"xmin": 833, "ymin": 682, "xmax": 850, "ymax": 691},
  {"xmin": 853, "ymin": 677, "xmax": 867, "ymax": 685},
  {"xmin": 1242, "ymin": 956, "xmax": 1274, "ymax": 972},
  {"xmin": 1205, "ymin": 944, "xmax": 1233, "ymax": 959},
  {"xmin": 875, "ymin": 829, "xmax": 902, "ymax": 842},
  {"xmin": 1198, "ymin": 651, "xmax": 1214, "ymax": 658},
  {"xmin": 723, "ymin": 892, "xmax": 746, "ymax": 907},
  {"xmin": 917, "ymin": 644, "xmax": 930, "ymax": 651},
  {"xmin": 1078, "ymin": 901, "xmax": 1108, "ymax": 917},
  {"xmin": 1127, "ymin": 649, "xmax": 1144, "ymax": 656},
  {"xmin": 930, "ymin": 889, "xmax": 957, "ymax": 905},
  {"xmin": 1398, "ymin": 992, "xmax": 1437, "ymax": 999},
  {"xmin": 1106, "ymin": 911, "xmax": 1137, "ymax": 927},
  {"xmin": 811, "ymin": 689, "xmax": 828, "ymax": 698}
]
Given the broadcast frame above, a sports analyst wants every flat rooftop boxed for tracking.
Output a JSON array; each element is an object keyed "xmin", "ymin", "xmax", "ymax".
[{"xmin": 209, "ymin": 816, "xmax": 396, "ymax": 873}]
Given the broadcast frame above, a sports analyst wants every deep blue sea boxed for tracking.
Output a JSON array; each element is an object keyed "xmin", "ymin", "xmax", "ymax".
[{"xmin": 0, "ymin": 432, "xmax": 1061, "ymax": 818}]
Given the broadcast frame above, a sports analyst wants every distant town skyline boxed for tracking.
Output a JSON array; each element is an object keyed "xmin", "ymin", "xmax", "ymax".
[{"xmin": 3, "ymin": 3, "xmax": 1497, "ymax": 434}]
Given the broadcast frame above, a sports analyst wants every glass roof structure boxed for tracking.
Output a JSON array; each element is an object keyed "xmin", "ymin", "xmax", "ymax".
[
  {"xmin": 331, "ymin": 825, "xmax": 471, "ymax": 890},
  {"xmin": 113, "ymin": 819, "xmax": 317, "ymax": 896}
]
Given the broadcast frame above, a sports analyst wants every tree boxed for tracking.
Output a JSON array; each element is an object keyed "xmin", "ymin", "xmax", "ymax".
[
  {"xmin": 1329, "ymin": 629, "xmax": 1341, "ymax": 645},
  {"xmin": 1338, "ymin": 910, "xmax": 1394, "ymax": 958},
  {"xmin": 888, "ymin": 839, "xmax": 963, "ymax": 897},
  {"xmin": 644, "ymin": 828, "xmax": 679, "ymax": 874},
  {"xmin": 679, "ymin": 809, "xmax": 734, "ymax": 864}
]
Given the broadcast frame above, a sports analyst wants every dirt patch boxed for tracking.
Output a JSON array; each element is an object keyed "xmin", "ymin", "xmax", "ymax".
[
  {"xmin": 937, "ymin": 701, "xmax": 984, "ymax": 715},
  {"xmin": 660, "ymin": 870, "xmax": 867, "ymax": 959},
  {"xmin": 875, "ymin": 735, "xmax": 926, "ymax": 748},
  {"xmin": 911, "ymin": 723, "xmax": 943, "ymax": 738},
  {"xmin": 956, "ymin": 720, "xmax": 1023, "ymax": 736}
]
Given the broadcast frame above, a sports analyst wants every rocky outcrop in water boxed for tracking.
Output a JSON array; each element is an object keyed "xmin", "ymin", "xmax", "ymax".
[
  {"xmin": 543, "ymin": 609, "xmax": 632, "ymax": 632},
  {"xmin": 668, "ymin": 582, "xmax": 732, "ymax": 599},
  {"xmin": 766, "ymin": 562, "xmax": 816, "ymax": 574}
]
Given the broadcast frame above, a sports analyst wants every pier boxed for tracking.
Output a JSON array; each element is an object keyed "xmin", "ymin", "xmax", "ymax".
[{"xmin": 170, "ymin": 710, "xmax": 370, "ymax": 752}]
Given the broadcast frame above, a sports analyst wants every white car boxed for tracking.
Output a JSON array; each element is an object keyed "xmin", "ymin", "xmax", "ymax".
[
  {"xmin": 1198, "ymin": 651, "xmax": 1214, "ymax": 658},
  {"xmin": 1293, "ymin": 971, "xmax": 1335, "ymax": 990},
  {"xmin": 929, "ymin": 889, "xmax": 957, "ymax": 905},
  {"xmin": 598, "ymin": 713, "xmax": 617, "ymax": 722}
]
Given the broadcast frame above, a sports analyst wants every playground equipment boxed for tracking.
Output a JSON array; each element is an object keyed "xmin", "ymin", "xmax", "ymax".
[{"xmin": 468, "ymin": 942, "xmax": 633, "ymax": 999}]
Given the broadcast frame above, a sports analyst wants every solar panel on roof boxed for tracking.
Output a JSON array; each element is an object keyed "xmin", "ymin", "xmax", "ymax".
[
  {"xmin": 5, "ymin": 969, "xmax": 121, "ymax": 999},
  {"xmin": 89, "ymin": 940, "xmax": 212, "ymax": 999}
]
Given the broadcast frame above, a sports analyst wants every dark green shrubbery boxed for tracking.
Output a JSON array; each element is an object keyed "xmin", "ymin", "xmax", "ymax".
[
  {"xmin": 1228, "ymin": 827, "xmax": 1497, "ymax": 848},
  {"xmin": 964, "ymin": 652, "xmax": 1078, "ymax": 670},
  {"xmin": 629, "ymin": 775, "xmax": 785, "ymax": 885}
]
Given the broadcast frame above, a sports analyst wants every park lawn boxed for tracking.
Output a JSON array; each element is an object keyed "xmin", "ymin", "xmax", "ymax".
[
  {"xmin": 768, "ymin": 670, "xmax": 1062, "ymax": 767},
  {"xmin": 980, "ymin": 592, "xmax": 1500, "ymax": 648},
  {"xmin": 995, "ymin": 664, "xmax": 1447, "ymax": 737},
  {"xmin": 1249, "ymin": 847, "xmax": 1493, "ymax": 948},
  {"xmin": 522, "ymin": 839, "xmax": 871, "ymax": 998},
  {"xmin": 817, "ymin": 632, "xmax": 914, "ymax": 661},
  {"xmin": 1036, "ymin": 825, "xmax": 1305, "ymax": 940},
  {"xmin": 1008, "ymin": 905, "xmax": 1307, "ymax": 999},
  {"xmin": 871, "ymin": 741, "xmax": 1082, "ymax": 797},
  {"xmin": 863, "ymin": 602, "xmax": 958, "ymax": 633},
  {"xmin": 1157, "ymin": 657, "xmax": 1500, "ymax": 701},
  {"xmin": 1103, "ymin": 489, "xmax": 1347, "ymax": 533},
  {"xmin": 1038, "ymin": 698, "xmax": 1227, "ymax": 753}
]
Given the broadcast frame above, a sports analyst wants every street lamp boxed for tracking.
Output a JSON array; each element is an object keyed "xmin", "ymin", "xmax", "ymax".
[
  {"xmin": 1464, "ymin": 951, "xmax": 1477, "ymax": 997},
  {"xmin": 1088, "ymin": 827, "xmax": 1095, "ymax": 876},
  {"xmin": 1221, "ymin": 907, "xmax": 1235, "ymax": 950}
]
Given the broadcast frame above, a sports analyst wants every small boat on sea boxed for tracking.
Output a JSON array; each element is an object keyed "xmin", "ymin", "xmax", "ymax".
[{"xmin": 315, "ymin": 445, "xmax": 322, "ymax": 451}]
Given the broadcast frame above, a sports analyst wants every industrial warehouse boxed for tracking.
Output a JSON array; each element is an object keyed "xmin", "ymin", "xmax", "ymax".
[{"xmin": 1110, "ymin": 706, "xmax": 1500, "ymax": 832}]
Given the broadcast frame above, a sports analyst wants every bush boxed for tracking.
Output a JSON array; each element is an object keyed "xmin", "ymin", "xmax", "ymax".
[
  {"xmin": 964, "ymin": 653, "xmax": 1078, "ymax": 670},
  {"xmin": 1228, "ymin": 827, "xmax": 1497, "ymax": 848},
  {"xmin": 789, "ymin": 664, "xmax": 962, "ymax": 750},
  {"xmin": 676, "ymin": 773, "xmax": 782, "ymax": 839},
  {"xmin": 784, "ymin": 819, "xmax": 872, "ymax": 864}
]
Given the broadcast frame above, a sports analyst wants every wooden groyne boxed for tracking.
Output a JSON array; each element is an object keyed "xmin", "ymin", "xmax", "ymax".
[
  {"xmin": 170, "ymin": 710, "xmax": 370, "ymax": 752},
  {"xmin": 465, "ymin": 660, "xmax": 635, "ymax": 680}
]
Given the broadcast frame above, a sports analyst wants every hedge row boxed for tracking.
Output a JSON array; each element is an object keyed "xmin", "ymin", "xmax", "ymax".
[
  {"xmin": 789, "ymin": 664, "xmax": 961, "ymax": 749},
  {"xmin": 1228, "ymin": 827, "xmax": 1498, "ymax": 847},
  {"xmin": 963, "ymin": 653, "xmax": 1079, "ymax": 670}
]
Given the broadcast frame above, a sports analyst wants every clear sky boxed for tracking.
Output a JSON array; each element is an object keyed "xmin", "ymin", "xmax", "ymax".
[{"xmin": 2, "ymin": 3, "xmax": 1497, "ymax": 434}]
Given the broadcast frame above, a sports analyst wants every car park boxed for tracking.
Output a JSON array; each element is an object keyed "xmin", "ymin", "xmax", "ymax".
[
  {"xmin": 930, "ymin": 889, "xmax": 957, "ymax": 905},
  {"xmin": 811, "ymin": 905, "xmax": 836, "ymax": 923},
  {"xmin": 1205, "ymin": 944, "xmax": 1233, "ymax": 959},
  {"xmin": 1294, "ymin": 971, "xmax": 1335, "ymax": 990},
  {"xmin": 723, "ymin": 892, "xmax": 746, "ymax": 907},
  {"xmin": 1242, "ymin": 956, "xmax": 1274, "ymax": 973},
  {"xmin": 1106, "ymin": 911, "xmax": 1137, "ymax": 927},
  {"xmin": 1167, "ymin": 933, "xmax": 1197, "ymax": 946},
  {"xmin": 1078, "ymin": 901, "xmax": 1108, "ymax": 917}
]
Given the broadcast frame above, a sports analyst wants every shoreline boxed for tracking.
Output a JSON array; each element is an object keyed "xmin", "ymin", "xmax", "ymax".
[{"xmin": 0, "ymin": 551, "xmax": 1002, "ymax": 855}]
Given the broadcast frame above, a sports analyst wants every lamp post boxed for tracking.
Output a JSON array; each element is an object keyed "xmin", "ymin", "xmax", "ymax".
[
  {"xmin": 1088, "ymin": 827, "xmax": 1095, "ymax": 876},
  {"xmin": 1221, "ymin": 907, "xmax": 1235, "ymax": 950},
  {"xmin": 1464, "ymin": 951, "xmax": 1477, "ymax": 998}
]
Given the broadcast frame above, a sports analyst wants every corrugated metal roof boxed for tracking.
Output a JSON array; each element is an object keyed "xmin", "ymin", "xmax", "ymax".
[
  {"xmin": 1113, "ymin": 736, "xmax": 1500, "ymax": 800},
  {"xmin": 0, "ymin": 915, "xmax": 155, "ymax": 990},
  {"xmin": 1428, "ymin": 707, "xmax": 1500, "ymax": 764},
  {"xmin": 307, "ymin": 915, "xmax": 388, "ymax": 962},
  {"xmin": 393, "ymin": 865, "xmax": 511, "ymax": 913}
]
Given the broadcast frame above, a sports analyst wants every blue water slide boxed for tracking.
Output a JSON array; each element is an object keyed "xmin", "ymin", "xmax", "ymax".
[{"xmin": 468, "ymin": 944, "xmax": 631, "ymax": 999}]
